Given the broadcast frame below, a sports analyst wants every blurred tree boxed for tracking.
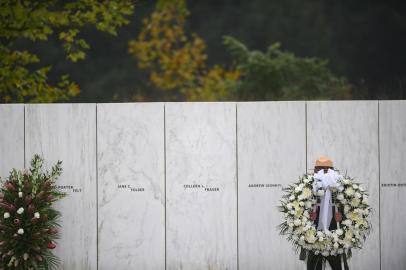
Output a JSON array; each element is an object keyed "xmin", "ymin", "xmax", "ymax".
[
  {"xmin": 128, "ymin": 0, "xmax": 240, "ymax": 101},
  {"xmin": 223, "ymin": 36, "xmax": 352, "ymax": 100},
  {"xmin": 0, "ymin": 0, "xmax": 134, "ymax": 103}
]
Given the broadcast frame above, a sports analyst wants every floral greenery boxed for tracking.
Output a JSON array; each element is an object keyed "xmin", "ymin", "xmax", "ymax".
[
  {"xmin": 0, "ymin": 155, "xmax": 66, "ymax": 269},
  {"xmin": 278, "ymin": 172, "xmax": 371, "ymax": 259}
]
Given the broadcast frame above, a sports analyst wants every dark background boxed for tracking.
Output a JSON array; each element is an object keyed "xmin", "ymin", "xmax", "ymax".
[{"xmin": 37, "ymin": 0, "xmax": 406, "ymax": 101}]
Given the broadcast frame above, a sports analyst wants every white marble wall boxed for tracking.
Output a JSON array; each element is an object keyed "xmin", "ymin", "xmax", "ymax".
[
  {"xmin": 379, "ymin": 100, "xmax": 406, "ymax": 270},
  {"xmin": 237, "ymin": 101, "xmax": 306, "ymax": 269},
  {"xmin": 1, "ymin": 101, "xmax": 406, "ymax": 270},
  {"xmin": 165, "ymin": 102, "xmax": 238, "ymax": 270},
  {"xmin": 97, "ymin": 103, "xmax": 165, "ymax": 269},
  {"xmin": 0, "ymin": 104, "xmax": 24, "ymax": 176},
  {"xmin": 307, "ymin": 101, "xmax": 380, "ymax": 270},
  {"xmin": 25, "ymin": 104, "xmax": 97, "ymax": 270}
]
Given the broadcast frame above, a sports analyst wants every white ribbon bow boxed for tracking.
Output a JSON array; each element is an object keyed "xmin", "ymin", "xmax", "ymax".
[{"xmin": 313, "ymin": 168, "xmax": 343, "ymax": 232}]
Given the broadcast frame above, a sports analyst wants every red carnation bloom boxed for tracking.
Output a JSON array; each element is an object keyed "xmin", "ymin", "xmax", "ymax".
[{"xmin": 46, "ymin": 242, "xmax": 56, "ymax": 249}]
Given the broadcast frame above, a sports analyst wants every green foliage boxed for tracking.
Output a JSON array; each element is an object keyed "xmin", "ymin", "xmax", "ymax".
[
  {"xmin": 0, "ymin": 0, "xmax": 134, "ymax": 103},
  {"xmin": 223, "ymin": 36, "xmax": 352, "ymax": 100},
  {"xmin": 128, "ymin": 0, "xmax": 240, "ymax": 101},
  {"xmin": 0, "ymin": 155, "xmax": 66, "ymax": 269},
  {"xmin": 128, "ymin": 0, "xmax": 351, "ymax": 101}
]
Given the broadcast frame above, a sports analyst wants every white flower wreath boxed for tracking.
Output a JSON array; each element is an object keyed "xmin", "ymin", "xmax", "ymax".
[{"xmin": 278, "ymin": 169, "xmax": 372, "ymax": 258}]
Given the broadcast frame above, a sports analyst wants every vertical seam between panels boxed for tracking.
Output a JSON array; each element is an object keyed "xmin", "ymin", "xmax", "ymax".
[
  {"xmin": 164, "ymin": 103, "xmax": 167, "ymax": 270},
  {"xmin": 378, "ymin": 101, "xmax": 381, "ymax": 270},
  {"xmin": 236, "ymin": 103, "xmax": 239, "ymax": 270},
  {"xmin": 96, "ymin": 104, "xmax": 99, "ymax": 270}
]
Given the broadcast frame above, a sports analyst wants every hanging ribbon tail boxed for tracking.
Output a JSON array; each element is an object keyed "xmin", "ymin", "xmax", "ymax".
[
  {"xmin": 313, "ymin": 168, "xmax": 343, "ymax": 232},
  {"xmin": 318, "ymin": 188, "xmax": 333, "ymax": 232}
]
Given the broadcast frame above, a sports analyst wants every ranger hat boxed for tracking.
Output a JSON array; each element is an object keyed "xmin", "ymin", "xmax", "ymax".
[{"xmin": 315, "ymin": 156, "xmax": 333, "ymax": 168}]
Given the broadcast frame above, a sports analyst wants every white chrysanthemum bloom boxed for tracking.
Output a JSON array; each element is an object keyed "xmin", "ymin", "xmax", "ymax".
[
  {"xmin": 325, "ymin": 230, "xmax": 332, "ymax": 237},
  {"xmin": 359, "ymin": 186, "xmax": 365, "ymax": 192},
  {"xmin": 322, "ymin": 251, "xmax": 329, "ymax": 256},
  {"xmin": 345, "ymin": 230, "xmax": 354, "ymax": 240},
  {"xmin": 299, "ymin": 201, "xmax": 304, "ymax": 206},
  {"xmin": 337, "ymin": 193, "xmax": 345, "ymax": 201},
  {"xmin": 341, "ymin": 198, "xmax": 348, "ymax": 204},
  {"xmin": 295, "ymin": 228, "xmax": 304, "ymax": 235},
  {"xmin": 290, "ymin": 210, "xmax": 295, "ymax": 215},
  {"xmin": 336, "ymin": 228, "xmax": 344, "ymax": 236},
  {"xmin": 317, "ymin": 189, "xmax": 325, "ymax": 196},
  {"xmin": 343, "ymin": 219, "xmax": 352, "ymax": 226},
  {"xmin": 351, "ymin": 198, "xmax": 360, "ymax": 207},
  {"xmin": 295, "ymin": 184, "xmax": 303, "ymax": 193},
  {"xmin": 288, "ymin": 222, "xmax": 294, "ymax": 227},
  {"xmin": 302, "ymin": 187, "xmax": 312, "ymax": 199},
  {"xmin": 352, "ymin": 184, "xmax": 359, "ymax": 189},
  {"xmin": 345, "ymin": 187, "xmax": 355, "ymax": 196},
  {"xmin": 34, "ymin": 212, "xmax": 40, "ymax": 219},
  {"xmin": 344, "ymin": 205, "xmax": 350, "ymax": 214},
  {"xmin": 4, "ymin": 212, "xmax": 10, "ymax": 219},
  {"xmin": 294, "ymin": 219, "xmax": 302, "ymax": 226},
  {"xmin": 298, "ymin": 194, "xmax": 304, "ymax": 201},
  {"xmin": 318, "ymin": 236, "xmax": 324, "ymax": 241},
  {"xmin": 18, "ymin": 192, "xmax": 23, "ymax": 198},
  {"xmin": 355, "ymin": 192, "xmax": 362, "ymax": 198},
  {"xmin": 17, "ymin": 207, "xmax": 24, "ymax": 215},
  {"xmin": 17, "ymin": 228, "xmax": 24, "ymax": 235},
  {"xmin": 289, "ymin": 195, "xmax": 295, "ymax": 201},
  {"xmin": 333, "ymin": 242, "xmax": 339, "ymax": 249},
  {"xmin": 286, "ymin": 203, "xmax": 293, "ymax": 210},
  {"xmin": 306, "ymin": 232, "xmax": 317, "ymax": 244},
  {"xmin": 314, "ymin": 250, "xmax": 320, "ymax": 255},
  {"xmin": 342, "ymin": 179, "xmax": 351, "ymax": 185}
]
